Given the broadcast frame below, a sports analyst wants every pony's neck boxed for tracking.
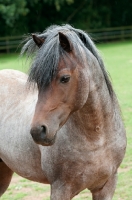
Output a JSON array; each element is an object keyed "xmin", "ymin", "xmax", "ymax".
[{"xmin": 71, "ymin": 59, "xmax": 116, "ymax": 140}]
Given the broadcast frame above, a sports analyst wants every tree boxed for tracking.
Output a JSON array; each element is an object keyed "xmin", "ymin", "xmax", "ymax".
[
  {"xmin": 43, "ymin": 0, "xmax": 74, "ymax": 10},
  {"xmin": 0, "ymin": 0, "xmax": 75, "ymax": 35},
  {"xmin": 0, "ymin": 0, "xmax": 29, "ymax": 27},
  {"xmin": 0, "ymin": 0, "xmax": 132, "ymax": 36}
]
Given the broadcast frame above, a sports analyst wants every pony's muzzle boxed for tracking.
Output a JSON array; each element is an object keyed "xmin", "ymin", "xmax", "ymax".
[{"xmin": 30, "ymin": 125, "xmax": 54, "ymax": 146}]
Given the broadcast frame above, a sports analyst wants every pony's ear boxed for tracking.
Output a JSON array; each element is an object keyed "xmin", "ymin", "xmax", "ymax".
[
  {"xmin": 59, "ymin": 32, "xmax": 71, "ymax": 53},
  {"xmin": 32, "ymin": 34, "xmax": 44, "ymax": 47}
]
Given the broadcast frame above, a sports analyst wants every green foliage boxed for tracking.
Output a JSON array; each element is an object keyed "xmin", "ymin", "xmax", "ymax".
[
  {"xmin": 0, "ymin": 0, "xmax": 132, "ymax": 36},
  {"xmin": 43, "ymin": 0, "xmax": 74, "ymax": 10},
  {"xmin": 0, "ymin": 0, "xmax": 29, "ymax": 26}
]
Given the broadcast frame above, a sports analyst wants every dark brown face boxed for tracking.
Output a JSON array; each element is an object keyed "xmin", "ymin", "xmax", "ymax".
[
  {"xmin": 30, "ymin": 31, "xmax": 89, "ymax": 146},
  {"xmin": 30, "ymin": 60, "xmax": 81, "ymax": 146}
]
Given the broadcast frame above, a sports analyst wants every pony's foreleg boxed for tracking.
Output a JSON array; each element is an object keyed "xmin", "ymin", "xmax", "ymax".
[
  {"xmin": 50, "ymin": 182, "xmax": 71, "ymax": 200},
  {"xmin": 0, "ymin": 160, "xmax": 13, "ymax": 196},
  {"xmin": 91, "ymin": 173, "xmax": 117, "ymax": 200}
]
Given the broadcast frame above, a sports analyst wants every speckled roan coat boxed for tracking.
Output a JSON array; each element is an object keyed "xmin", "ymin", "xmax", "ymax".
[{"xmin": 0, "ymin": 25, "xmax": 126, "ymax": 199}]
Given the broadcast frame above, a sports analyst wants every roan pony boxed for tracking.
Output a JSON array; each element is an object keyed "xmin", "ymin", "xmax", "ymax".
[{"xmin": 0, "ymin": 25, "xmax": 126, "ymax": 199}]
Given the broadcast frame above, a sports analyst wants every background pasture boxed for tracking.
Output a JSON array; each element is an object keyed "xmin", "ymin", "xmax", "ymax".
[{"xmin": 0, "ymin": 40, "xmax": 132, "ymax": 199}]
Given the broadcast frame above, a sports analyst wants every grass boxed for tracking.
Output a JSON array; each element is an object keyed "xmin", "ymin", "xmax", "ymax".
[
  {"xmin": 0, "ymin": 40, "xmax": 132, "ymax": 199},
  {"xmin": 0, "ymin": 53, "xmax": 29, "ymax": 73}
]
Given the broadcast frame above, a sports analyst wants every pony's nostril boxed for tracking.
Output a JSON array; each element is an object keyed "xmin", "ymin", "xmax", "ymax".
[
  {"xmin": 40, "ymin": 125, "xmax": 47, "ymax": 139},
  {"xmin": 30, "ymin": 126, "xmax": 47, "ymax": 138}
]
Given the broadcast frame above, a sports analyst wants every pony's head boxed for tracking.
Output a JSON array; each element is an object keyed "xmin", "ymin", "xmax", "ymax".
[{"xmin": 21, "ymin": 25, "xmax": 113, "ymax": 146}]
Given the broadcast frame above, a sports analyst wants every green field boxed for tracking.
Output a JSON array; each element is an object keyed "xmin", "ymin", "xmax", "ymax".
[{"xmin": 0, "ymin": 41, "xmax": 132, "ymax": 199}]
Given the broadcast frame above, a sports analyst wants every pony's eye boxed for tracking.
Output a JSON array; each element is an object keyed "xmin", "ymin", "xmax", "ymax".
[{"xmin": 60, "ymin": 75, "xmax": 70, "ymax": 83}]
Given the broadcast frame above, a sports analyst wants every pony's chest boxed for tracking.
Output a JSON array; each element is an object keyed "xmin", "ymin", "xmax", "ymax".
[
  {"xmin": 55, "ymin": 142, "xmax": 114, "ymax": 189},
  {"xmin": 60, "ymin": 153, "xmax": 112, "ymax": 191}
]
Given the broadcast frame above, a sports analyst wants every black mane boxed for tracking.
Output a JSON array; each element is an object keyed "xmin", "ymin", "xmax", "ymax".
[{"xmin": 21, "ymin": 24, "xmax": 114, "ymax": 98}]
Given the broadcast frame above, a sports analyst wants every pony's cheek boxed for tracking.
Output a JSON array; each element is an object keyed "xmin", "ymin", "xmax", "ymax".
[{"xmin": 73, "ymin": 82, "xmax": 89, "ymax": 111}]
